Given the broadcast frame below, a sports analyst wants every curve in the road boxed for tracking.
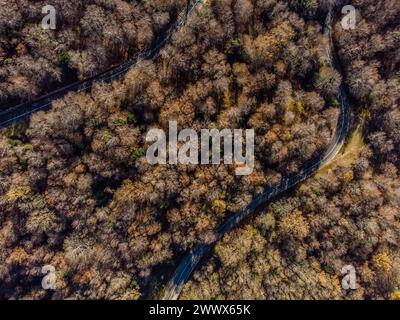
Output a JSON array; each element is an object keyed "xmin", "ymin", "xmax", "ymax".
[
  {"xmin": 162, "ymin": 7, "xmax": 350, "ymax": 300},
  {"xmin": 0, "ymin": 0, "xmax": 350, "ymax": 302},
  {"xmin": 0, "ymin": 0, "xmax": 204, "ymax": 129}
]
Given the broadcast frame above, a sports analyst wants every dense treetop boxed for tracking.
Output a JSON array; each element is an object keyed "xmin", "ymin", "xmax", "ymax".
[{"xmin": 0, "ymin": 0, "xmax": 399, "ymax": 300}]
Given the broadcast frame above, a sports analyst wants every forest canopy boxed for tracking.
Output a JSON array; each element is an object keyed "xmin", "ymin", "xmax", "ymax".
[
  {"xmin": 0, "ymin": 0, "xmax": 188, "ymax": 108},
  {"xmin": 0, "ymin": 0, "xmax": 399, "ymax": 300}
]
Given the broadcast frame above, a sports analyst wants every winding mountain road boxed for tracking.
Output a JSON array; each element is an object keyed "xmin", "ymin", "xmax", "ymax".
[
  {"xmin": 162, "ymin": 7, "xmax": 351, "ymax": 300},
  {"xmin": 0, "ymin": 0, "xmax": 350, "ymax": 302}
]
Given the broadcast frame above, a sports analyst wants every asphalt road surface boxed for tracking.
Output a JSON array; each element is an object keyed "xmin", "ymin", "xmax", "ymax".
[
  {"xmin": 0, "ymin": 0, "xmax": 204, "ymax": 128},
  {"xmin": 0, "ymin": 1, "xmax": 351, "ymax": 302},
  {"xmin": 162, "ymin": 7, "xmax": 350, "ymax": 300}
]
